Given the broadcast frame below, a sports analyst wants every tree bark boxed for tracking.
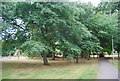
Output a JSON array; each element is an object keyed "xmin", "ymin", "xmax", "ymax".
[
  {"xmin": 43, "ymin": 53, "xmax": 49, "ymax": 65},
  {"xmin": 93, "ymin": 52, "xmax": 95, "ymax": 58},
  {"xmin": 76, "ymin": 56, "xmax": 79, "ymax": 63},
  {"xmin": 52, "ymin": 53, "xmax": 55, "ymax": 60},
  {"xmin": 83, "ymin": 52, "xmax": 86, "ymax": 58},
  {"xmin": 96, "ymin": 52, "xmax": 99, "ymax": 58},
  {"xmin": 62, "ymin": 53, "xmax": 65, "ymax": 60},
  {"xmin": 81, "ymin": 53, "xmax": 83, "ymax": 58},
  {"xmin": 87, "ymin": 51, "xmax": 90, "ymax": 60},
  {"xmin": 118, "ymin": 52, "xmax": 120, "ymax": 58}
]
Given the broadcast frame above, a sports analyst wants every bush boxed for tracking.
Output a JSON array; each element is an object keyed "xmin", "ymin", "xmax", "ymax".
[
  {"xmin": 21, "ymin": 40, "xmax": 46, "ymax": 58},
  {"xmin": 67, "ymin": 54, "xmax": 74, "ymax": 61},
  {"xmin": 99, "ymin": 53, "xmax": 105, "ymax": 58}
]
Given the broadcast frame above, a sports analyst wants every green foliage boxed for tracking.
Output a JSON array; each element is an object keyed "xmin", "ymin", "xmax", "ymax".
[
  {"xmin": 91, "ymin": 11, "xmax": 118, "ymax": 50},
  {"xmin": 82, "ymin": 2, "xmax": 119, "ymax": 52},
  {"xmin": 104, "ymin": 48, "xmax": 112, "ymax": 54},
  {"xmin": 61, "ymin": 38, "xmax": 81, "ymax": 57},
  {"xmin": 67, "ymin": 54, "xmax": 74, "ymax": 61},
  {"xmin": 99, "ymin": 54, "xmax": 105, "ymax": 58},
  {"xmin": 21, "ymin": 40, "xmax": 46, "ymax": 58},
  {"xmin": 96, "ymin": 2, "xmax": 119, "ymax": 14},
  {"xmin": 2, "ymin": 40, "xmax": 17, "ymax": 56},
  {"xmin": 1, "ymin": 2, "xmax": 119, "ymax": 60}
]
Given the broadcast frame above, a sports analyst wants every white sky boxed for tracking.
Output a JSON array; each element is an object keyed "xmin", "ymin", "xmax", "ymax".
[
  {"xmin": 81, "ymin": 0, "xmax": 101, "ymax": 6},
  {"xmin": 70, "ymin": 0, "xmax": 101, "ymax": 6}
]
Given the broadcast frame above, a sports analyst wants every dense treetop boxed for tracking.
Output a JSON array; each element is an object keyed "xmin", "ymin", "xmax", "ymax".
[{"xmin": 1, "ymin": 1, "xmax": 119, "ymax": 64}]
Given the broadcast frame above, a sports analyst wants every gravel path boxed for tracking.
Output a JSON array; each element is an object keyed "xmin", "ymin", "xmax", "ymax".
[{"xmin": 98, "ymin": 58, "xmax": 119, "ymax": 79}]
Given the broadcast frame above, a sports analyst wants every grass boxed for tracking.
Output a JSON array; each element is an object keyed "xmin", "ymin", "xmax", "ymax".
[
  {"xmin": 0, "ymin": 61, "xmax": 2, "ymax": 81},
  {"xmin": 1, "ymin": 58, "xmax": 99, "ymax": 79},
  {"xmin": 105, "ymin": 55, "xmax": 119, "ymax": 57},
  {"xmin": 109, "ymin": 59, "xmax": 120, "ymax": 71}
]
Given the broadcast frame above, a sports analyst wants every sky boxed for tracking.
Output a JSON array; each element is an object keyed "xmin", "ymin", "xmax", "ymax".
[
  {"xmin": 70, "ymin": 0, "xmax": 101, "ymax": 6},
  {"xmin": 81, "ymin": 0, "xmax": 101, "ymax": 6}
]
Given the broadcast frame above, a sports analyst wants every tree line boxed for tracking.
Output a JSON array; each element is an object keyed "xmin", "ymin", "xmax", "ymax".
[{"xmin": 1, "ymin": 1, "xmax": 120, "ymax": 65}]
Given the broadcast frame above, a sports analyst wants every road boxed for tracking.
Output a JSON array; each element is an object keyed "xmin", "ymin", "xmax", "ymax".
[{"xmin": 98, "ymin": 58, "xmax": 119, "ymax": 80}]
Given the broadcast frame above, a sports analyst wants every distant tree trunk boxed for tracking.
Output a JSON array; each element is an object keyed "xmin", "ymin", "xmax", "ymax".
[
  {"xmin": 43, "ymin": 53, "xmax": 49, "ymax": 65},
  {"xmin": 75, "ymin": 56, "xmax": 79, "ymax": 63},
  {"xmin": 52, "ymin": 53, "xmax": 55, "ymax": 60},
  {"xmin": 62, "ymin": 53, "xmax": 65, "ymax": 60},
  {"xmin": 31, "ymin": 56, "xmax": 33, "ymax": 59},
  {"xmin": 118, "ymin": 52, "xmax": 120, "ymax": 58},
  {"xmin": 93, "ymin": 53, "xmax": 95, "ymax": 58},
  {"xmin": 97, "ymin": 54, "xmax": 99, "ymax": 58},
  {"xmin": 83, "ymin": 52, "xmax": 87, "ymax": 58},
  {"xmin": 89, "ymin": 54, "xmax": 90, "ymax": 60},
  {"xmin": 81, "ymin": 53, "xmax": 83, "ymax": 58},
  {"xmin": 87, "ymin": 51, "xmax": 90, "ymax": 60}
]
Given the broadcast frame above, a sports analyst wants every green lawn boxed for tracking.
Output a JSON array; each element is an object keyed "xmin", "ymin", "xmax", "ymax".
[
  {"xmin": 0, "ymin": 61, "xmax": 2, "ymax": 81},
  {"xmin": 109, "ymin": 59, "xmax": 120, "ymax": 71},
  {"xmin": 105, "ymin": 55, "xmax": 119, "ymax": 57},
  {"xmin": 2, "ymin": 58, "xmax": 99, "ymax": 79}
]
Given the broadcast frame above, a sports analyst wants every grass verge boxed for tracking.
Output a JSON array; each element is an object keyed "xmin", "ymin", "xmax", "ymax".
[
  {"xmin": 109, "ymin": 59, "xmax": 120, "ymax": 71},
  {"xmin": 1, "ymin": 58, "xmax": 99, "ymax": 79}
]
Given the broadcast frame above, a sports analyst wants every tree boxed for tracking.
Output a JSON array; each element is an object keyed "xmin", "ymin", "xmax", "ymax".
[
  {"xmin": 90, "ymin": 12, "xmax": 118, "ymax": 54},
  {"xmin": 21, "ymin": 40, "xmax": 52, "ymax": 65},
  {"xmin": 1, "ymin": 1, "xmax": 119, "ymax": 65},
  {"xmin": 78, "ymin": 2, "xmax": 119, "ymax": 54},
  {"xmin": 96, "ymin": 2, "xmax": 119, "ymax": 14},
  {"xmin": 60, "ymin": 37, "xmax": 81, "ymax": 63}
]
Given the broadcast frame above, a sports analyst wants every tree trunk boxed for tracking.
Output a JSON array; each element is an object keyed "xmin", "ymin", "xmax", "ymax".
[
  {"xmin": 87, "ymin": 51, "xmax": 90, "ymax": 60},
  {"xmin": 81, "ymin": 53, "xmax": 83, "ymax": 58},
  {"xmin": 76, "ymin": 56, "xmax": 79, "ymax": 63},
  {"xmin": 118, "ymin": 52, "xmax": 120, "ymax": 58},
  {"xmin": 96, "ymin": 52, "xmax": 99, "ymax": 58},
  {"xmin": 88, "ymin": 55, "xmax": 90, "ymax": 58},
  {"xmin": 62, "ymin": 53, "xmax": 65, "ymax": 60},
  {"xmin": 52, "ymin": 53, "xmax": 55, "ymax": 60},
  {"xmin": 83, "ymin": 52, "xmax": 86, "ymax": 58},
  {"xmin": 43, "ymin": 53, "xmax": 49, "ymax": 65},
  {"xmin": 93, "ymin": 52, "xmax": 95, "ymax": 58}
]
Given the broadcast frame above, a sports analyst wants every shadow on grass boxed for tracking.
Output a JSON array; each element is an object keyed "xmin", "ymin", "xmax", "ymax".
[
  {"xmin": 2, "ymin": 58, "xmax": 98, "ymax": 69},
  {"xmin": 1, "ymin": 79, "xmax": 119, "ymax": 81}
]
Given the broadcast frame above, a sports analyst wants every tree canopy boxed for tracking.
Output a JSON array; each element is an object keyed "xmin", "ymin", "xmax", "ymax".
[{"xmin": 1, "ymin": 1, "xmax": 119, "ymax": 65}]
